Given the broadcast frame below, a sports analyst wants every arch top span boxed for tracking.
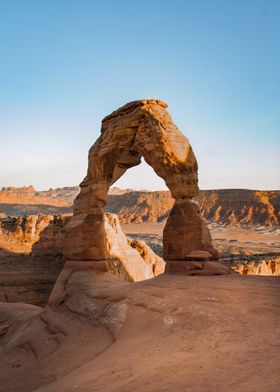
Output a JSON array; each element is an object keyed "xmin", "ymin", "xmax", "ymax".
[
  {"xmin": 63, "ymin": 99, "xmax": 224, "ymax": 274},
  {"xmin": 101, "ymin": 99, "xmax": 168, "ymax": 123},
  {"xmin": 84, "ymin": 99, "xmax": 198, "ymax": 201}
]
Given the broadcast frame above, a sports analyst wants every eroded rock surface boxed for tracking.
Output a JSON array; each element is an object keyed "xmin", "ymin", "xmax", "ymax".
[
  {"xmin": 163, "ymin": 199, "xmax": 219, "ymax": 261},
  {"xmin": 233, "ymin": 256, "xmax": 280, "ymax": 276},
  {"xmin": 2, "ymin": 187, "xmax": 280, "ymax": 227},
  {"xmin": 0, "ymin": 216, "xmax": 69, "ymax": 305},
  {"xmin": 1, "ymin": 274, "xmax": 279, "ymax": 392},
  {"xmin": 0, "ymin": 213, "xmax": 165, "ymax": 305},
  {"xmin": 0, "ymin": 215, "xmax": 59, "ymax": 254},
  {"xmin": 62, "ymin": 99, "xmax": 223, "ymax": 280},
  {"xmin": 49, "ymin": 213, "xmax": 165, "ymax": 305}
]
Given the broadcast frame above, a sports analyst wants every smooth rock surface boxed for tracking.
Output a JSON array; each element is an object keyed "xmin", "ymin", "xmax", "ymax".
[{"xmin": 0, "ymin": 274, "xmax": 279, "ymax": 392}]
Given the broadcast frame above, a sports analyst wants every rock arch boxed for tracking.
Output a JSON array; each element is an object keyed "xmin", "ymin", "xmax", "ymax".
[{"xmin": 63, "ymin": 99, "xmax": 220, "ymax": 272}]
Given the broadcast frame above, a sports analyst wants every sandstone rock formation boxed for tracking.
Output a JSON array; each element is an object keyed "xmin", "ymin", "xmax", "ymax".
[
  {"xmin": 0, "ymin": 186, "xmax": 77, "ymax": 207},
  {"xmin": 1, "ymin": 274, "xmax": 280, "ymax": 392},
  {"xmin": 0, "ymin": 215, "xmax": 69, "ymax": 305},
  {"xmin": 59, "ymin": 99, "xmax": 226, "ymax": 285},
  {"xmin": 0, "ymin": 215, "xmax": 61, "ymax": 254},
  {"xmin": 233, "ymin": 256, "xmax": 280, "ymax": 275},
  {"xmin": 106, "ymin": 190, "xmax": 174, "ymax": 223},
  {"xmin": 49, "ymin": 213, "xmax": 165, "ymax": 305},
  {"xmin": 0, "ymin": 186, "xmax": 76, "ymax": 217},
  {"xmin": 199, "ymin": 189, "xmax": 280, "ymax": 226},
  {"xmin": 107, "ymin": 189, "xmax": 280, "ymax": 226},
  {"xmin": 1, "ymin": 186, "xmax": 280, "ymax": 228},
  {"xmin": 0, "ymin": 213, "xmax": 164, "ymax": 305}
]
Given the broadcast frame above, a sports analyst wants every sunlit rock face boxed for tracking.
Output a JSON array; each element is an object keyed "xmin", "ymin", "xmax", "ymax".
[
  {"xmin": 0, "ymin": 215, "xmax": 68, "ymax": 305},
  {"xmin": 234, "ymin": 257, "xmax": 280, "ymax": 276},
  {"xmin": 0, "ymin": 215, "xmax": 68, "ymax": 255},
  {"xmin": 0, "ymin": 213, "xmax": 165, "ymax": 305},
  {"xmin": 62, "ymin": 99, "xmax": 221, "ymax": 275}
]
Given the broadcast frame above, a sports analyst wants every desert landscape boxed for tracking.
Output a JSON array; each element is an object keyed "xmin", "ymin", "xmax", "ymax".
[
  {"xmin": 0, "ymin": 99, "xmax": 280, "ymax": 392},
  {"xmin": 1, "ymin": 207, "xmax": 280, "ymax": 392},
  {"xmin": 1, "ymin": 2, "xmax": 280, "ymax": 390},
  {"xmin": 1, "ymin": 186, "xmax": 280, "ymax": 305},
  {"xmin": 1, "ymin": 185, "xmax": 280, "ymax": 300}
]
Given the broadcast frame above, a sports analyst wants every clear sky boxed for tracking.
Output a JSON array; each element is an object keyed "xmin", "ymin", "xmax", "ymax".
[{"xmin": 0, "ymin": 0, "xmax": 279, "ymax": 191}]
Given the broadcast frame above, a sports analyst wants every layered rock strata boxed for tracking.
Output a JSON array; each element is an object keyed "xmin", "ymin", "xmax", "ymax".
[
  {"xmin": 1, "ymin": 187, "xmax": 280, "ymax": 228},
  {"xmin": 0, "ymin": 215, "xmax": 66, "ymax": 254}
]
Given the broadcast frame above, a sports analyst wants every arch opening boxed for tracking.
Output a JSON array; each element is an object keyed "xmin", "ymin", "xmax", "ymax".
[
  {"xmin": 106, "ymin": 160, "xmax": 172, "ymax": 262},
  {"xmin": 112, "ymin": 158, "xmax": 167, "ymax": 192}
]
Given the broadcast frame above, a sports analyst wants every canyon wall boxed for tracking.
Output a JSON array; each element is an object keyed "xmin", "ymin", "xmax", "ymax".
[
  {"xmin": 0, "ymin": 187, "xmax": 279, "ymax": 226},
  {"xmin": 233, "ymin": 256, "xmax": 280, "ymax": 276},
  {"xmin": 108, "ymin": 189, "xmax": 280, "ymax": 226},
  {"xmin": 0, "ymin": 215, "xmax": 68, "ymax": 305},
  {"xmin": 198, "ymin": 189, "xmax": 280, "ymax": 226}
]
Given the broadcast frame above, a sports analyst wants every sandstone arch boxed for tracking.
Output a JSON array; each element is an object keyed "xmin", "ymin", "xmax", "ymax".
[{"xmin": 63, "ymin": 99, "xmax": 220, "ymax": 272}]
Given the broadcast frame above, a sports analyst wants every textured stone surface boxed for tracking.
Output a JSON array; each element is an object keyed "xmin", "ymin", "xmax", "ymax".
[
  {"xmin": 0, "ymin": 213, "xmax": 165, "ymax": 305},
  {"xmin": 32, "ymin": 215, "xmax": 70, "ymax": 259},
  {"xmin": 2, "ymin": 187, "xmax": 280, "ymax": 227},
  {"xmin": 49, "ymin": 213, "xmax": 165, "ymax": 305},
  {"xmin": 102, "ymin": 213, "xmax": 165, "ymax": 282},
  {"xmin": 0, "ymin": 215, "xmax": 57, "ymax": 254},
  {"xmin": 1, "ymin": 275, "xmax": 280, "ymax": 392},
  {"xmin": 0, "ymin": 216, "xmax": 68, "ymax": 305},
  {"xmin": 163, "ymin": 199, "xmax": 219, "ymax": 260},
  {"xmin": 233, "ymin": 257, "xmax": 280, "ymax": 275},
  {"xmin": 165, "ymin": 260, "xmax": 233, "ymax": 275},
  {"xmin": 62, "ymin": 99, "xmax": 221, "ymax": 276}
]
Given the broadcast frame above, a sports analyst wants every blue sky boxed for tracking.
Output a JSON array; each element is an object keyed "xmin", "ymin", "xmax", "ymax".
[{"xmin": 0, "ymin": 0, "xmax": 279, "ymax": 190}]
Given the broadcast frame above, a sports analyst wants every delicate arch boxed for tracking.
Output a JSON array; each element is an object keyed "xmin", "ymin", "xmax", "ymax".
[{"xmin": 63, "ymin": 99, "xmax": 218, "ymax": 265}]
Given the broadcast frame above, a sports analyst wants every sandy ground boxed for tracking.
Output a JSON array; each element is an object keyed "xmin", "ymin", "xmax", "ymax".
[{"xmin": 0, "ymin": 273, "xmax": 280, "ymax": 392}]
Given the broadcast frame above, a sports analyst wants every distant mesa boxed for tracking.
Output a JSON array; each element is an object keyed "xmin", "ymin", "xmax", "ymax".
[
  {"xmin": 1, "ymin": 185, "xmax": 35, "ymax": 193},
  {"xmin": 1, "ymin": 186, "xmax": 279, "ymax": 227}
]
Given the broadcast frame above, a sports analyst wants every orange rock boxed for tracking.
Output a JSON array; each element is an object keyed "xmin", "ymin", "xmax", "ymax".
[
  {"xmin": 52, "ymin": 99, "xmax": 225, "ymax": 299},
  {"xmin": 163, "ymin": 199, "xmax": 219, "ymax": 261},
  {"xmin": 166, "ymin": 260, "xmax": 234, "ymax": 275}
]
